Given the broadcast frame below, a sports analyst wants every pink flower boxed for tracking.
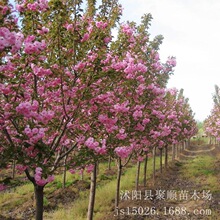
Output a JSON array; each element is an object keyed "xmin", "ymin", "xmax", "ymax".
[
  {"xmin": 114, "ymin": 146, "xmax": 132, "ymax": 158},
  {"xmin": 0, "ymin": 184, "xmax": 7, "ymax": 192},
  {"xmin": 27, "ymin": 2, "xmax": 38, "ymax": 11},
  {"xmin": 34, "ymin": 167, "xmax": 54, "ymax": 186},
  {"xmin": 74, "ymin": 61, "xmax": 86, "ymax": 71},
  {"xmin": 113, "ymin": 101, "xmax": 130, "ymax": 113},
  {"xmin": 136, "ymin": 84, "xmax": 146, "ymax": 95},
  {"xmin": 121, "ymin": 24, "xmax": 133, "ymax": 36},
  {"xmin": 133, "ymin": 110, "xmax": 143, "ymax": 120},
  {"xmin": 135, "ymin": 123, "xmax": 145, "ymax": 131},
  {"xmin": 16, "ymin": 102, "xmax": 32, "ymax": 118},
  {"xmin": 81, "ymin": 33, "xmax": 90, "ymax": 42},
  {"xmin": 86, "ymin": 164, "xmax": 94, "ymax": 173},
  {"xmin": 31, "ymin": 65, "xmax": 52, "ymax": 77},
  {"xmin": 104, "ymin": 37, "xmax": 111, "ymax": 44},
  {"xmin": 137, "ymin": 156, "xmax": 144, "ymax": 162},
  {"xmin": 69, "ymin": 169, "xmax": 76, "ymax": 174},
  {"xmin": 142, "ymin": 118, "xmax": 150, "ymax": 125},
  {"xmin": 66, "ymin": 24, "xmax": 73, "ymax": 31},
  {"xmin": 16, "ymin": 4, "xmax": 25, "ymax": 12},
  {"xmin": 96, "ymin": 21, "xmax": 108, "ymax": 29},
  {"xmin": 95, "ymin": 146, "xmax": 106, "ymax": 155},
  {"xmin": 47, "ymin": 175, "xmax": 54, "ymax": 183},
  {"xmin": 37, "ymin": 27, "xmax": 49, "ymax": 35},
  {"xmin": 166, "ymin": 57, "xmax": 176, "ymax": 67},
  {"xmin": 16, "ymin": 165, "xmax": 28, "ymax": 174},
  {"xmin": 85, "ymin": 137, "xmax": 99, "ymax": 150}
]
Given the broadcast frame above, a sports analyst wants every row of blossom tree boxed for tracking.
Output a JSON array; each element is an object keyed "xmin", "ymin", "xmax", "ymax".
[
  {"xmin": 204, "ymin": 85, "xmax": 220, "ymax": 144},
  {"xmin": 0, "ymin": 0, "xmax": 197, "ymax": 219}
]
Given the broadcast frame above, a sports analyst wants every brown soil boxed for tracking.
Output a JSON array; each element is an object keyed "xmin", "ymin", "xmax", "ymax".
[{"xmin": 0, "ymin": 180, "xmax": 90, "ymax": 220}]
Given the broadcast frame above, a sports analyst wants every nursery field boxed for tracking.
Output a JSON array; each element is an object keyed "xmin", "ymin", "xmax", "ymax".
[{"xmin": 0, "ymin": 139, "xmax": 219, "ymax": 220}]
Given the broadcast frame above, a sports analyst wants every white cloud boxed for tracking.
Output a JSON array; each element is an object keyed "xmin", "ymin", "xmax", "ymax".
[{"xmin": 119, "ymin": 0, "xmax": 220, "ymax": 121}]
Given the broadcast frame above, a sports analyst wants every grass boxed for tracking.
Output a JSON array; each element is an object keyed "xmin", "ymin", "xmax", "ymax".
[
  {"xmin": 44, "ymin": 156, "xmax": 162, "ymax": 220},
  {"xmin": 181, "ymin": 155, "xmax": 219, "ymax": 192}
]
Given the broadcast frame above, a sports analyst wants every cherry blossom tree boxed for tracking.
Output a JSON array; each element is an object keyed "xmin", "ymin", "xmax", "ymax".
[
  {"xmin": 1, "ymin": 0, "xmax": 123, "ymax": 219},
  {"xmin": 204, "ymin": 85, "xmax": 220, "ymax": 145}
]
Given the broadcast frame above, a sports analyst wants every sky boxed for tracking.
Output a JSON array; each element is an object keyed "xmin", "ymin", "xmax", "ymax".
[{"xmin": 118, "ymin": 0, "xmax": 220, "ymax": 121}]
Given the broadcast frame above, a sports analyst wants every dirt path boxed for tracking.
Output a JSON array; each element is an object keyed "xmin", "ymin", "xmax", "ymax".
[{"xmin": 105, "ymin": 144, "xmax": 220, "ymax": 220}]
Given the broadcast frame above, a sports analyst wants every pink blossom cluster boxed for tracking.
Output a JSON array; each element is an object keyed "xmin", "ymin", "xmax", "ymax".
[
  {"xmin": 135, "ymin": 122, "xmax": 145, "ymax": 131},
  {"xmin": 74, "ymin": 61, "xmax": 86, "ymax": 71},
  {"xmin": 16, "ymin": 0, "xmax": 49, "ymax": 12},
  {"xmin": 133, "ymin": 110, "xmax": 143, "ymax": 121},
  {"xmin": 166, "ymin": 57, "xmax": 177, "ymax": 67},
  {"xmin": 24, "ymin": 146, "xmax": 39, "ymax": 158},
  {"xmin": 0, "ymin": 27, "xmax": 24, "ymax": 53},
  {"xmin": 0, "ymin": 5, "xmax": 9, "ymax": 15},
  {"xmin": 34, "ymin": 167, "xmax": 54, "ymax": 186},
  {"xmin": 204, "ymin": 104, "xmax": 220, "ymax": 139},
  {"xmin": 116, "ymin": 128, "xmax": 127, "ymax": 140},
  {"xmin": 84, "ymin": 137, "xmax": 99, "ymax": 149},
  {"xmin": 114, "ymin": 146, "xmax": 132, "ymax": 158},
  {"xmin": 24, "ymin": 126, "xmax": 45, "ymax": 144},
  {"xmin": 37, "ymin": 27, "xmax": 49, "ymax": 35},
  {"xmin": 136, "ymin": 84, "xmax": 146, "ymax": 96},
  {"xmin": 85, "ymin": 164, "xmax": 95, "ymax": 173},
  {"xmin": 121, "ymin": 24, "xmax": 134, "ymax": 36},
  {"xmin": 15, "ymin": 165, "xmax": 28, "ymax": 174},
  {"xmin": 113, "ymin": 101, "xmax": 130, "ymax": 113},
  {"xmin": 16, "ymin": 101, "xmax": 54, "ymax": 124},
  {"xmin": 0, "ymin": 83, "xmax": 12, "ymax": 95},
  {"xmin": 84, "ymin": 137, "xmax": 106, "ymax": 154},
  {"xmin": 96, "ymin": 21, "xmax": 108, "ymax": 29},
  {"xmin": 98, "ymin": 114, "xmax": 118, "ymax": 133},
  {"xmin": 0, "ymin": 184, "xmax": 7, "ymax": 192},
  {"xmin": 24, "ymin": 35, "xmax": 46, "ymax": 54},
  {"xmin": 81, "ymin": 33, "xmax": 90, "ymax": 42},
  {"xmin": 31, "ymin": 64, "xmax": 52, "ymax": 77}
]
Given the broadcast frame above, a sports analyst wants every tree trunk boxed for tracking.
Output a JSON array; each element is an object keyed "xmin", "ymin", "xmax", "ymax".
[
  {"xmin": 34, "ymin": 185, "xmax": 44, "ymax": 220},
  {"xmin": 62, "ymin": 155, "xmax": 67, "ymax": 188},
  {"xmin": 176, "ymin": 144, "xmax": 178, "ymax": 159},
  {"xmin": 12, "ymin": 160, "xmax": 16, "ymax": 179},
  {"xmin": 108, "ymin": 156, "xmax": 112, "ymax": 170},
  {"xmin": 24, "ymin": 169, "xmax": 44, "ymax": 220},
  {"xmin": 96, "ymin": 161, "xmax": 99, "ymax": 176},
  {"xmin": 135, "ymin": 161, "xmax": 141, "ymax": 190},
  {"xmin": 152, "ymin": 147, "xmax": 156, "ymax": 185},
  {"xmin": 164, "ymin": 145, "xmax": 168, "ymax": 170},
  {"xmin": 143, "ymin": 154, "xmax": 148, "ymax": 187},
  {"xmin": 172, "ymin": 144, "xmax": 175, "ymax": 161},
  {"xmin": 80, "ymin": 171, "xmax": 84, "ymax": 180},
  {"xmin": 115, "ymin": 158, "xmax": 122, "ymax": 209},
  {"xmin": 159, "ymin": 148, "xmax": 163, "ymax": 173},
  {"xmin": 87, "ymin": 162, "xmax": 97, "ymax": 220}
]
